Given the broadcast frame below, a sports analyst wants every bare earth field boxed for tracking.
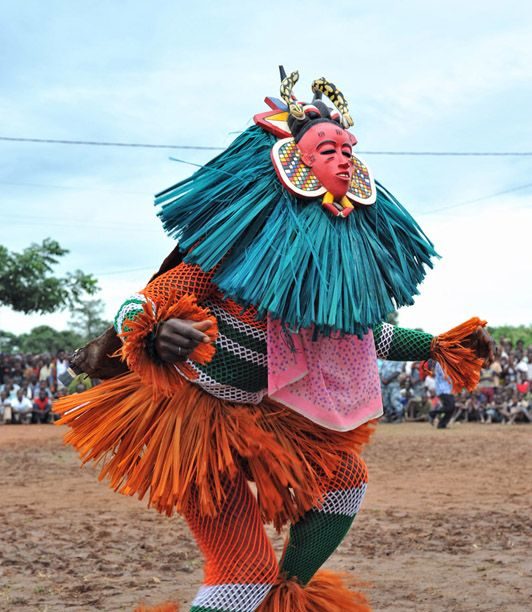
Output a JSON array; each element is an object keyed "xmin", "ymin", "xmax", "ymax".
[{"xmin": 0, "ymin": 423, "xmax": 530, "ymax": 612}]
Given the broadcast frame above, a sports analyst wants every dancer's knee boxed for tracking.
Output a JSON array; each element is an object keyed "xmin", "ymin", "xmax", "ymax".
[
  {"xmin": 228, "ymin": 541, "xmax": 278, "ymax": 584},
  {"xmin": 204, "ymin": 530, "xmax": 279, "ymax": 586},
  {"xmin": 256, "ymin": 549, "xmax": 280, "ymax": 585},
  {"xmin": 333, "ymin": 452, "xmax": 368, "ymax": 491},
  {"xmin": 316, "ymin": 453, "xmax": 368, "ymax": 518}
]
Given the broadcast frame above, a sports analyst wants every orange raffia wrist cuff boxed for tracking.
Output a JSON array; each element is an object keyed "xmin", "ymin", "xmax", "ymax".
[
  {"xmin": 430, "ymin": 316, "xmax": 487, "ymax": 393},
  {"xmin": 118, "ymin": 292, "xmax": 218, "ymax": 396}
]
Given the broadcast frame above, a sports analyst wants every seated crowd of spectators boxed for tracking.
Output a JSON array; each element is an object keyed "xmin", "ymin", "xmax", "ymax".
[
  {"xmin": 379, "ymin": 338, "xmax": 531, "ymax": 426},
  {"xmin": 0, "ymin": 351, "xmax": 93, "ymax": 425},
  {"xmin": 1, "ymin": 338, "xmax": 531, "ymax": 427}
]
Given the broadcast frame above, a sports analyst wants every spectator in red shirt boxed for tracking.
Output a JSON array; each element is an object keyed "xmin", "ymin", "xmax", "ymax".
[{"xmin": 31, "ymin": 389, "xmax": 52, "ymax": 424}]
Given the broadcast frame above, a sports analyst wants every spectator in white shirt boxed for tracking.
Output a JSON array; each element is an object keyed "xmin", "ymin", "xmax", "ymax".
[
  {"xmin": 39, "ymin": 354, "xmax": 53, "ymax": 384},
  {"xmin": 424, "ymin": 373, "xmax": 436, "ymax": 394},
  {"xmin": 0, "ymin": 377, "xmax": 20, "ymax": 400},
  {"xmin": 0, "ymin": 391, "xmax": 12, "ymax": 423},
  {"xmin": 54, "ymin": 350, "xmax": 69, "ymax": 385},
  {"xmin": 516, "ymin": 357, "xmax": 528, "ymax": 378},
  {"xmin": 10, "ymin": 389, "xmax": 33, "ymax": 424}
]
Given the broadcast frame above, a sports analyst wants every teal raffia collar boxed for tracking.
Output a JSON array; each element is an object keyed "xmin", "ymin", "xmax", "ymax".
[{"xmin": 155, "ymin": 125, "xmax": 437, "ymax": 337}]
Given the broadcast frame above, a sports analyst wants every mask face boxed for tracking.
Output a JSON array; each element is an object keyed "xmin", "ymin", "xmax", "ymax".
[{"xmin": 297, "ymin": 122, "xmax": 356, "ymax": 199}]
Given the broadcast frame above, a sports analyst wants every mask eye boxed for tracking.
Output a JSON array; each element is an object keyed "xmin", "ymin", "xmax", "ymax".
[{"xmin": 320, "ymin": 149, "xmax": 335, "ymax": 155}]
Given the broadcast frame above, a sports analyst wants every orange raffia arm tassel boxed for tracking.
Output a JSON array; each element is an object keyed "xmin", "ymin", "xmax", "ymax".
[
  {"xmin": 118, "ymin": 292, "xmax": 218, "ymax": 396},
  {"xmin": 430, "ymin": 317, "xmax": 488, "ymax": 393}
]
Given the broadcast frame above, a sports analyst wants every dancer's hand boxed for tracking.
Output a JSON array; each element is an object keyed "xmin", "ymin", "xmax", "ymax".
[
  {"xmin": 463, "ymin": 326, "xmax": 495, "ymax": 367},
  {"xmin": 155, "ymin": 318, "xmax": 213, "ymax": 362}
]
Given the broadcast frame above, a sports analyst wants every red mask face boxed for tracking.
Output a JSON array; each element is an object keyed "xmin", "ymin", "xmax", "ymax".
[{"xmin": 297, "ymin": 122, "xmax": 357, "ymax": 199}]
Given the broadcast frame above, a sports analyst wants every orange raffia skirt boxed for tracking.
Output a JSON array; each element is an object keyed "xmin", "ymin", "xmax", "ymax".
[{"xmin": 55, "ymin": 372, "xmax": 375, "ymax": 530}]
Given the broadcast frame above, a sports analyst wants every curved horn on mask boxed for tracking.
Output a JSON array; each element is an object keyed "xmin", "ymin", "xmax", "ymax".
[
  {"xmin": 311, "ymin": 77, "xmax": 354, "ymax": 128},
  {"xmin": 280, "ymin": 70, "xmax": 305, "ymax": 120}
]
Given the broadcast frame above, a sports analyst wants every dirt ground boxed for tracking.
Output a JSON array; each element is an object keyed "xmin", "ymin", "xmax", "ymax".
[{"xmin": 0, "ymin": 423, "xmax": 530, "ymax": 612}]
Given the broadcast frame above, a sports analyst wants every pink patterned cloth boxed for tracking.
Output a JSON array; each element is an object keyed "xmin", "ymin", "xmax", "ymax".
[{"xmin": 267, "ymin": 317, "xmax": 383, "ymax": 431}]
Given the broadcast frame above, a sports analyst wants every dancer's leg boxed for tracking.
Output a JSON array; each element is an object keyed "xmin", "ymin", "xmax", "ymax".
[
  {"xmin": 183, "ymin": 470, "xmax": 278, "ymax": 612},
  {"xmin": 437, "ymin": 393, "xmax": 455, "ymax": 429},
  {"xmin": 280, "ymin": 452, "xmax": 368, "ymax": 585}
]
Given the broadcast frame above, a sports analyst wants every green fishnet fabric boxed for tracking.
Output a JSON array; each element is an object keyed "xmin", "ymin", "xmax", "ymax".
[
  {"xmin": 281, "ymin": 510, "xmax": 355, "ymax": 585},
  {"xmin": 193, "ymin": 345, "xmax": 267, "ymax": 393},
  {"xmin": 389, "ymin": 326, "xmax": 432, "ymax": 361},
  {"xmin": 115, "ymin": 261, "xmax": 269, "ymax": 402},
  {"xmin": 114, "ymin": 297, "xmax": 146, "ymax": 334},
  {"xmin": 374, "ymin": 322, "xmax": 433, "ymax": 361},
  {"xmin": 280, "ymin": 453, "xmax": 368, "ymax": 586},
  {"xmin": 373, "ymin": 323, "xmax": 384, "ymax": 347}
]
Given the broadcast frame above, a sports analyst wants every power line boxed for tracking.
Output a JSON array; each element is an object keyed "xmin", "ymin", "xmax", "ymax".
[
  {"xmin": 0, "ymin": 136, "xmax": 224, "ymax": 151},
  {"xmin": 91, "ymin": 182, "xmax": 531, "ymax": 276},
  {"xmin": 2, "ymin": 214, "xmax": 161, "ymax": 233},
  {"xmin": 96, "ymin": 265, "xmax": 156, "ymax": 276},
  {"xmin": 359, "ymin": 151, "xmax": 532, "ymax": 156},
  {"xmin": 417, "ymin": 181, "xmax": 532, "ymax": 215},
  {"xmin": 2, "ymin": 135, "xmax": 532, "ymax": 156},
  {"xmin": 3, "ymin": 177, "xmax": 531, "ymax": 234},
  {"xmin": 0, "ymin": 180, "xmax": 149, "ymax": 195}
]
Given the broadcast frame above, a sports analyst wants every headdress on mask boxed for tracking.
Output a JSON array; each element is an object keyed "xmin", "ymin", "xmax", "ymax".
[{"xmin": 254, "ymin": 68, "xmax": 375, "ymax": 217}]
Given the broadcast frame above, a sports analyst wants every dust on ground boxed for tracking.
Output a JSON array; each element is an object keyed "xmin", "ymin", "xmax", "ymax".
[{"xmin": 0, "ymin": 423, "xmax": 530, "ymax": 611}]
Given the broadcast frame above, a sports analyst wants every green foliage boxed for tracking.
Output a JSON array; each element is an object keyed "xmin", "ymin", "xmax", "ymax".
[
  {"xmin": 1, "ymin": 323, "xmax": 88, "ymax": 355},
  {"xmin": 69, "ymin": 298, "xmax": 111, "ymax": 343},
  {"xmin": 14, "ymin": 325, "xmax": 85, "ymax": 354},
  {"xmin": 0, "ymin": 239, "xmax": 98, "ymax": 314},
  {"xmin": 0, "ymin": 330, "xmax": 18, "ymax": 353},
  {"xmin": 488, "ymin": 325, "xmax": 532, "ymax": 348},
  {"xmin": 386, "ymin": 311, "xmax": 399, "ymax": 326}
]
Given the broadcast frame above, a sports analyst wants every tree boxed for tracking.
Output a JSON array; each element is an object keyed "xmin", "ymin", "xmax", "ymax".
[
  {"xmin": 0, "ymin": 330, "xmax": 18, "ymax": 353},
  {"xmin": 386, "ymin": 311, "xmax": 399, "ymax": 326},
  {"xmin": 0, "ymin": 239, "xmax": 98, "ymax": 314},
  {"xmin": 15, "ymin": 325, "xmax": 85, "ymax": 354},
  {"xmin": 69, "ymin": 298, "xmax": 111, "ymax": 342},
  {"xmin": 488, "ymin": 325, "xmax": 532, "ymax": 348}
]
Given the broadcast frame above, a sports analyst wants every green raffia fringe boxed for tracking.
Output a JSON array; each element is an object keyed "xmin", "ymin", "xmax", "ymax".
[{"xmin": 155, "ymin": 125, "xmax": 438, "ymax": 337}]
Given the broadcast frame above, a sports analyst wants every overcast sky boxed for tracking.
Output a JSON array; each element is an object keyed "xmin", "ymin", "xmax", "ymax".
[{"xmin": 1, "ymin": 0, "xmax": 531, "ymax": 337}]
